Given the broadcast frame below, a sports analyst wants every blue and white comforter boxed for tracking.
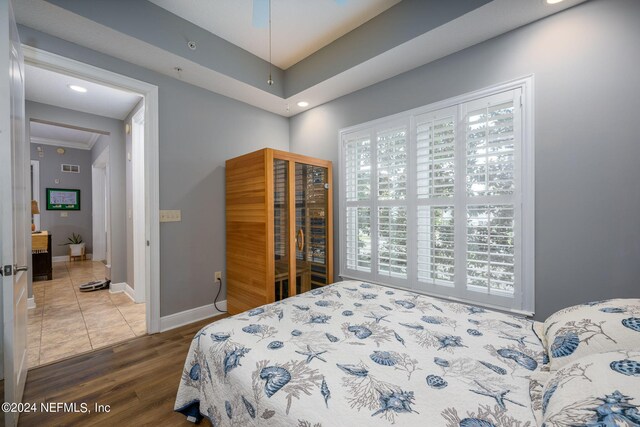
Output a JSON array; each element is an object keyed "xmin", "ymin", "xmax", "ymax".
[{"xmin": 175, "ymin": 281, "xmax": 544, "ymax": 426}]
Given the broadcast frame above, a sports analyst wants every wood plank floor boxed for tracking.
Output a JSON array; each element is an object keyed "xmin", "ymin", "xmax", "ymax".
[{"xmin": 19, "ymin": 315, "xmax": 228, "ymax": 426}]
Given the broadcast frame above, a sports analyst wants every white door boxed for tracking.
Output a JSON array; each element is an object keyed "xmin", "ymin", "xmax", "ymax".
[
  {"xmin": 1, "ymin": 1, "xmax": 29, "ymax": 425},
  {"xmin": 91, "ymin": 164, "xmax": 107, "ymax": 262},
  {"xmin": 132, "ymin": 107, "xmax": 146, "ymax": 303}
]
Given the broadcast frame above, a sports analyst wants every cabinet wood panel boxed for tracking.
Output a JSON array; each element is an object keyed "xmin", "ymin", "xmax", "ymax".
[{"xmin": 226, "ymin": 148, "xmax": 333, "ymax": 314}]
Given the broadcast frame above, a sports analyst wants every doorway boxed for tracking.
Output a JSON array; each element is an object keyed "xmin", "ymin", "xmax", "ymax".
[
  {"xmin": 27, "ymin": 117, "xmax": 146, "ymax": 366},
  {"xmin": 23, "ymin": 45, "xmax": 160, "ymax": 332},
  {"xmin": 21, "ymin": 47, "xmax": 160, "ymax": 368}
]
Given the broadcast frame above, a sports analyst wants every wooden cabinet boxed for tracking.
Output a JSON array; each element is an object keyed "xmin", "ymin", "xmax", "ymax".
[
  {"xmin": 226, "ymin": 148, "xmax": 333, "ymax": 314},
  {"xmin": 32, "ymin": 231, "xmax": 52, "ymax": 280}
]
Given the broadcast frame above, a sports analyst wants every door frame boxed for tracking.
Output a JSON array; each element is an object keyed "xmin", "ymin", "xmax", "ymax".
[
  {"xmin": 131, "ymin": 106, "xmax": 146, "ymax": 303},
  {"xmin": 30, "ymin": 160, "xmax": 40, "ymax": 231},
  {"xmin": 22, "ymin": 46, "xmax": 161, "ymax": 333},
  {"xmin": 91, "ymin": 148, "xmax": 109, "ymax": 263}
]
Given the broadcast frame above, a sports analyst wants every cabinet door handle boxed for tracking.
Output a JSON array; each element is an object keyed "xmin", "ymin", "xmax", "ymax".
[{"xmin": 296, "ymin": 229, "xmax": 304, "ymax": 251}]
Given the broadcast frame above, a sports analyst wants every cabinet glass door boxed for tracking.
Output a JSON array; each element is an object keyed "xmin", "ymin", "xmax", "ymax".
[
  {"xmin": 273, "ymin": 159, "xmax": 289, "ymax": 301},
  {"xmin": 294, "ymin": 163, "xmax": 329, "ymax": 294}
]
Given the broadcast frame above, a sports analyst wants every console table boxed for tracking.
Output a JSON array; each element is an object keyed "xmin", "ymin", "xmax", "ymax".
[{"xmin": 32, "ymin": 231, "xmax": 52, "ymax": 280}]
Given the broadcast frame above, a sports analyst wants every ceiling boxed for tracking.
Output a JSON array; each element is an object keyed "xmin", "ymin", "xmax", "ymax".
[
  {"xmin": 148, "ymin": 0, "xmax": 400, "ymax": 69},
  {"xmin": 25, "ymin": 64, "xmax": 143, "ymax": 120},
  {"xmin": 30, "ymin": 120, "xmax": 104, "ymax": 151},
  {"xmin": 14, "ymin": 0, "xmax": 588, "ymax": 117}
]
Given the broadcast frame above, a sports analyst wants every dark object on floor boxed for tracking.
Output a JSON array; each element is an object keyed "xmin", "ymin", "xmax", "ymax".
[{"xmin": 79, "ymin": 280, "xmax": 110, "ymax": 292}]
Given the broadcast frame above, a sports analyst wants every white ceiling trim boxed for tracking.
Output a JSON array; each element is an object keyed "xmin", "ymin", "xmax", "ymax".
[
  {"xmin": 30, "ymin": 135, "xmax": 95, "ymax": 150},
  {"xmin": 17, "ymin": 3, "xmax": 289, "ymax": 114},
  {"xmin": 15, "ymin": 0, "xmax": 586, "ymax": 117},
  {"xmin": 279, "ymin": 0, "xmax": 588, "ymax": 115}
]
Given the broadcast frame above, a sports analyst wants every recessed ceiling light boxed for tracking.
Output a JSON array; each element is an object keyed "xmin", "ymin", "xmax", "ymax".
[
  {"xmin": 546, "ymin": 0, "xmax": 564, "ymax": 4},
  {"xmin": 68, "ymin": 84, "xmax": 87, "ymax": 93},
  {"xmin": 297, "ymin": 101, "xmax": 309, "ymax": 108}
]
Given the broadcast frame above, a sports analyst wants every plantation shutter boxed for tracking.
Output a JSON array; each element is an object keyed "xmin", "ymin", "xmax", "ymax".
[
  {"xmin": 463, "ymin": 91, "xmax": 521, "ymax": 299},
  {"xmin": 415, "ymin": 107, "xmax": 457, "ymax": 288},
  {"xmin": 376, "ymin": 126, "xmax": 407, "ymax": 201},
  {"xmin": 344, "ymin": 133, "xmax": 372, "ymax": 272},
  {"xmin": 345, "ymin": 207, "xmax": 371, "ymax": 272},
  {"xmin": 340, "ymin": 80, "xmax": 532, "ymax": 313},
  {"xmin": 376, "ymin": 124, "xmax": 408, "ymax": 280}
]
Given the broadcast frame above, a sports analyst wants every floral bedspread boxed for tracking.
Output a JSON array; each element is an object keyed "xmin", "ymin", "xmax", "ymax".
[{"xmin": 174, "ymin": 281, "xmax": 544, "ymax": 426}]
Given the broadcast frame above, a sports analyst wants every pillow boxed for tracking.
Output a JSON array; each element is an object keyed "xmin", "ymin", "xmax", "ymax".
[
  {"xmin": 531, "ymin": 320, "xmax": 550, "ymax": 366},
  {"xmin": 541, "ymin": 350, "xmax": 640, "ymax": 426},
  {"xmin": 528, "ymin": 370, "xmax": 550, "ymax": 426},
  {"xmin": 532, "ymin": 321, "xmax": 546, "ymax": 345},
  {"xmin": 543, "ymin": 298, "xmax": 640, "ymax": 370}
]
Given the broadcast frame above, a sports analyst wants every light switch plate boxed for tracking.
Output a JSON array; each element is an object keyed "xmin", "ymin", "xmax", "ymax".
[
  {"xmin": 159, "ymin": 210, "xmax": 181, "ymax": 222},
  {"xmin": 60, "ymin": 212, "xmax": 68, "ymax": 218}
]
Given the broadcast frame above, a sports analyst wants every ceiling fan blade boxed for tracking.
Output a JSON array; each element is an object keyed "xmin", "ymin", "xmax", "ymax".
[{"xmin": 252, "ymin": 0, "xmax": 269, "ymax": 28}]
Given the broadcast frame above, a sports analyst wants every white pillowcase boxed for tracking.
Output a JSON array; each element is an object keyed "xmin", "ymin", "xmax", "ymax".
[
  {"xmin": 528, "ymin": 370, "xmax": 550, "ymax": 426},
  {"xmin": 541, "ymin": 350, "xmax": 640, "ymax": 426},
  {"xmin": 543, "ymin": 298, "xmax": 640, "ymax": 370}
]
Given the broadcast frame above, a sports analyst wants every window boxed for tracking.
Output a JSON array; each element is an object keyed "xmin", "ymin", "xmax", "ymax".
[{"xmin": 340, "ymin": 78, "xmax": 534, "ymax": 314}]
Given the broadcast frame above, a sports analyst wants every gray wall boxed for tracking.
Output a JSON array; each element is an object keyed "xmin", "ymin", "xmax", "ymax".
[
  {"xmin": 29, "ymin": 143, "xmax": 93, "ymax": 257},
  {"xmin": 19, "ymin": 26, "xmax": 290, "ymax": 317},
  {"xmin": 289, "ymin": 0, "xmax": 640, "ymax": 320},
  {"xmin": 156, "ymin": 76, "xmax": 288, "ymax": 315},
  {"xmin": 87, "ymin": 112, "xmax": 127, "ymax": 291}
]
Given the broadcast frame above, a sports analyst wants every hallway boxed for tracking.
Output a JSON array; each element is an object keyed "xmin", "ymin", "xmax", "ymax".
[{"xmin": 28, "ymin": 260, "xmax": 146, "ymax": 367}]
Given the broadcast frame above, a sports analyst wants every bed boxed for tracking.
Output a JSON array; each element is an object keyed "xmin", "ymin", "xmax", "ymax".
[{"xmin": 175, "ymin": 280, "xmax": 546, "ymax": 426}]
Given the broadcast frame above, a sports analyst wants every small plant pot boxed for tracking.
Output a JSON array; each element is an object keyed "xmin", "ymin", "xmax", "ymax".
[{"xmin": 69, "ymin": 243, "xmax": 85, "ymax": 257}]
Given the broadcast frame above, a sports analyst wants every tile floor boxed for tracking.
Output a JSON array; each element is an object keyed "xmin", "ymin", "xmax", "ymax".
[{"xmin": 28, "ymin": 260, "xmax": 146, "ymax": 367}]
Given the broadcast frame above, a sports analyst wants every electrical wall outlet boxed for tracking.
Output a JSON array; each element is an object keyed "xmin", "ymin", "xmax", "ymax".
[{"xmin": 215, "ymin": 271, "xmax": 222, "ymax": 282}]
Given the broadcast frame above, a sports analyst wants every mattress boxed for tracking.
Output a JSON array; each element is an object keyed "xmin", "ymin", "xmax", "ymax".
[{"xmin": 175, "ymin": 280, "xmax": 544, "ymax": 426}]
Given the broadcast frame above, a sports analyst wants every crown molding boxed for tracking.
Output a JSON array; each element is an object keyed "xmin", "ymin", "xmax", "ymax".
[{"xmin": 30, "ymin": 135, "xmax": 92, "ymax": 150}]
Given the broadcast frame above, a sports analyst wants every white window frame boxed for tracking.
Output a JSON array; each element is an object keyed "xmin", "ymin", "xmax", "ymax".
[{"xmin": 339, "ymin": 76, "xmax": 535, "ymax": 315}]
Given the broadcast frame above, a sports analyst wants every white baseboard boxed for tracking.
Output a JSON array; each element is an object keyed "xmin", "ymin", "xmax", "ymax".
[
  {"xmin": 53, "ymin": 253, "xmax": 93, "ymax": 263},
  {"xmin": 109, "ymin": 282, "xmax": 137, "ymax": 303},
  {"xmin": 160, "ymin": 300, "xmax": 227, "ymax": 332},
  {"xmin": 27, "ymin": 297, "xmax": 36, "ymax": 309},
  {"xmin": 124, "ymin": 283, "xmax": 136, "ymax": 302},
  {"xmin": 109, "ymin": 282, "xmax": 126, "ymax": 293}
]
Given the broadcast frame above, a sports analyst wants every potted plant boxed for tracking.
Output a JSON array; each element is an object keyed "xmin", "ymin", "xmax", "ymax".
[{"xmin": 60, "ymin": 232, "xmax": 85, "ymax": 257}]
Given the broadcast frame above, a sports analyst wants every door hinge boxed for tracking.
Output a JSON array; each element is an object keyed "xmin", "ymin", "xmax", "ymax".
[
  {"xmin": 146, "ymin": 240, "xmax": 150, "ymax": 247},
  {"xmin": 2, "ymin": 265, "xmax": 12, "ymax": 276}
]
